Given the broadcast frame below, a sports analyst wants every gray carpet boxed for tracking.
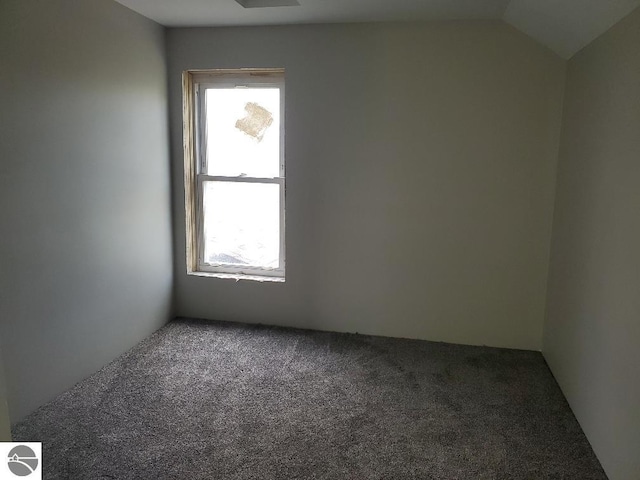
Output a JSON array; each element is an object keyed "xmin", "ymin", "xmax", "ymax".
[{"xmin": 14, "ymin": 318, "xmax": 607, "ymax": 479}]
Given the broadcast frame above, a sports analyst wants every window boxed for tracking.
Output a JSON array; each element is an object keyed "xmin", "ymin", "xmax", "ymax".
[{"xmin": 183, "ymin": 69, "xmax": 285, "ymax": 280}]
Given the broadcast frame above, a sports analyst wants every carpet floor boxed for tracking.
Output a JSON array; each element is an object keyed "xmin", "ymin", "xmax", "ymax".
[{"xmin": 14, "ymin": 318, "xmax": 607, "ymax": 479}]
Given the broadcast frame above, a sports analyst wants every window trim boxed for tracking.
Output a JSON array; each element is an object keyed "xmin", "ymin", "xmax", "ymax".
[{"xmin": 182, "ymin": 68, "xmax": 286, "ymax": 280}]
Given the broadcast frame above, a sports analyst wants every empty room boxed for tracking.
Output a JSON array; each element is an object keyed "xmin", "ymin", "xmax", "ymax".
[{"xmin": 0, "ymin": 0, "xmax": 638, "ymax": 478}]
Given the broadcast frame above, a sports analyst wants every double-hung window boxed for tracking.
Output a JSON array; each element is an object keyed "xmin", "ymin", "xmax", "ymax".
[{"xmin": 183, "ymin": 69, "xmax": 285, "ymax": 280}]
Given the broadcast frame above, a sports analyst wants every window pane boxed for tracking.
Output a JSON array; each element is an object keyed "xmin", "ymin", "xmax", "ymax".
[
  {"xmin": 205, "ymin": 88, "xmax": 280, "ymax": 178},
  {"xmin": 203, "ymin": 181, "xmax": 280, "ymax": 269}
]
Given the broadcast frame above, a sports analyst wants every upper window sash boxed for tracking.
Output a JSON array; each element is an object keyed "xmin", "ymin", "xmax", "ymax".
[{"xmin": 195, "ymin": 76, "xmax": 285, "ymax": 179}]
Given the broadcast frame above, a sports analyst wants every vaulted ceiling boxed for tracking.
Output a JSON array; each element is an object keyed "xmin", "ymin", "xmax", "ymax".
[{"xmin": 115, "ymin": 0, "xmax": 640, "ymax": 58}]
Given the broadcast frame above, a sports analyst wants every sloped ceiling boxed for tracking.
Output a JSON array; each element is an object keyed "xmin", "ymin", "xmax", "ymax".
[
  {"xmin": 115, "ymin": 0, "xmax": 640, "ymax": 58},
  {"xmin": 504, "ymin": 0, "xmax": 640, "ymax": 58},
  {"xmin": 114, "ymin": 0, "xmax": 511, "ymax": 26}
]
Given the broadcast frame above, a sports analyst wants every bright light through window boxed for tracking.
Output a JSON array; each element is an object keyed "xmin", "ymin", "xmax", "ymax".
[
  {"xmin": 203, "ymin": 181, "xmax": 280, "ymax": 268},
  {"xmin": 205, "ymin": 88, "xmax": 280, "ymax": 178}
]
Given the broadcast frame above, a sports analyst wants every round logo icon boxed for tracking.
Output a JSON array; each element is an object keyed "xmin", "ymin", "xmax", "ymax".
[{"xmin": 7, "ymin": 445, "xmax": 39, "ymax": 476}]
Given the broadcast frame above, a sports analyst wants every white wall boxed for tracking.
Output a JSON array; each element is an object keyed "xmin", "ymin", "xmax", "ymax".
[
  {"xmin": 168, "ymin": 22, "xmax": 566, "ymax": 350},
  {"xmin": 0, "ymin": 0, "xmax": 174, "ymax": 422},
  {"xmin": 543, "ymin": 7, "xmax": 640, "ymax": 480},
  {"xmin": 0, "ymin": 349, "xmax": 10, "ymax": 441}
]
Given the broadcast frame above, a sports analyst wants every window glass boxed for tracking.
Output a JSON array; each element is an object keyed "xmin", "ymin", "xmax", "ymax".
[
  {"xmin": 202, "ymin": 181, "xmax": 280, "ymax": 269},
  {"xmin": 205, "ymin": 88, "xmax": 280, "ymax": 178}
]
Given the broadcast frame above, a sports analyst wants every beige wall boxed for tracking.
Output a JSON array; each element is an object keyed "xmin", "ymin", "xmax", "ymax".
[
  {"xmin": 168, "ymin": 22, "xmax": 566, "ymax": 350},
  {"xmin": 0, "ymin": 0, "xmax": 174, "ymax": 421},
  {"xmin": 543, "ymin": 7, "xmax": 640, "ymax": 480}
]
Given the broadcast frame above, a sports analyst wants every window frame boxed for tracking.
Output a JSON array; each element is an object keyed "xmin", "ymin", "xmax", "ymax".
[{"xmin": 183, "ymin": 69, "xmax": 286, "ymax": 280}]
